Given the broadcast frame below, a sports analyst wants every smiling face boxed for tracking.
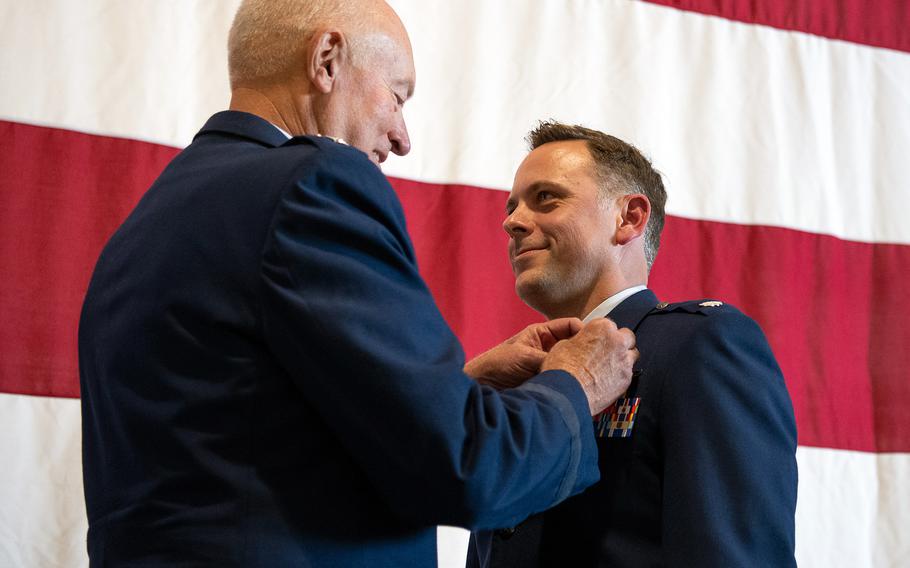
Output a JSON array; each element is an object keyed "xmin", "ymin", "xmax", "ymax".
[{"xmin": 505, "ymin": 140, "xmax": 622, "ymax": 319}]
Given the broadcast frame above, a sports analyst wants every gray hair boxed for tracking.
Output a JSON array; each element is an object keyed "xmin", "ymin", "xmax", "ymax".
[{"xmin": 227, "ymin": 0, "xmax": 374, "ymax": 87}]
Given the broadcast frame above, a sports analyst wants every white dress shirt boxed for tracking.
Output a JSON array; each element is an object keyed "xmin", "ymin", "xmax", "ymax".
[{"xmin": 581, "ymin": 285, "xmax": 648, "ymax": 323}]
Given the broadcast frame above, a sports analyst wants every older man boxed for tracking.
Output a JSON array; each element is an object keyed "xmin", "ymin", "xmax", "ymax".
[
  {"xmin": 469, "ymin": 122, "xmax": 797, "ymax": 567},
  {"xmin": 78, "ymin": 3, "xmax": 638, "ymax": 567}
]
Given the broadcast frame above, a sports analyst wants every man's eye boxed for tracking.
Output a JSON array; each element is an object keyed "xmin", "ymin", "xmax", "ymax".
[{"xmin": 537, "ymin": 191, "xmax": 553, "ymax": 202}]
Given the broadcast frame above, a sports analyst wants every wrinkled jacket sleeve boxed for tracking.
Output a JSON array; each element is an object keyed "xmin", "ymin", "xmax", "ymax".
[{"xmin": 258, "ymin": 141, "xmax": 599, "ymax": 530}]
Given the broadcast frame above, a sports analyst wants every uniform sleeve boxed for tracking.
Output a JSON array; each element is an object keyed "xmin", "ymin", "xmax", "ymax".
[
  {"xmin": 660, "ymin": 310, "xmax": 798, "ymax": 566},
  {"xmin": 257, "ymin": 145, "xmax": 599, "ymax": 530}
]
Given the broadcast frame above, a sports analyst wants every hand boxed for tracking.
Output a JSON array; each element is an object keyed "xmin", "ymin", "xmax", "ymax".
[
  {"xmin": 464, "ymin": 318, "xmax": 583, "ymax": 389},
  {"xmin": 541, "ymin": 318, "xmax": 638, "ymax": 415}
]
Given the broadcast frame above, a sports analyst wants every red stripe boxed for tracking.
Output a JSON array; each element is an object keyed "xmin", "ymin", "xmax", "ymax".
[
  {"xmin": 0, "ymin": 121, "xmax": 179, "ymax": 398},
  {"xmin": 648, "ymin": 217, "xmax": 910, "ymax": 454},
  {"xmin": 3, "ymin": 121, "xmax": 908, "ymax": 453},
  {"xmin": 641, "ymin": 0, "xmax": 910, "ymax": 53}
]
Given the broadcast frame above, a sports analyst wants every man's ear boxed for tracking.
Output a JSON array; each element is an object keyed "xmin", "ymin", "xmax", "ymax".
[
  {"xmin": 309, "ymin": 30, "xmax": 346, "ymax": 94},
  {"xmin": 615, "ymin": 194, "xmax": 651, "ymax": 245}
]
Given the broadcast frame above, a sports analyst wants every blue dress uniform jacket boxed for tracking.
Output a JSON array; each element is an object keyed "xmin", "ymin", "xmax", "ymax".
[
  {"xmin": 78, "ymin": 111, "xmax": 600, "ymax": 567},
  {"xmin": 470, "ymin": 289, "xmax": 798, "ymax": 567}
]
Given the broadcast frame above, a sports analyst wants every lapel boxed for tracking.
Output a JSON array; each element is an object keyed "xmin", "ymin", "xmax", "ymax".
[
  {"xmin": 194, "ymin": 110, "xmax": 290, "ymax": 148},
  {"xmin": 599, "ymin": 288, "xmax": 660, "ymax": 407},
  {"xmin": 605, "ymin": 288, "xmax": 660, "ymax": 332}
]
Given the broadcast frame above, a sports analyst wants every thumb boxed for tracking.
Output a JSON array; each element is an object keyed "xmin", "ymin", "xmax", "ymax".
[{"xmin": 538, "ymin": 317, "xmax": 583, "ymax": 350}]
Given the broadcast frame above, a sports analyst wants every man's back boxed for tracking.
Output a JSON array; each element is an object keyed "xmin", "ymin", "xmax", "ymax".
[{"xmin": 79, "ymin": 112, "xmax": 437, "ymax": 565}]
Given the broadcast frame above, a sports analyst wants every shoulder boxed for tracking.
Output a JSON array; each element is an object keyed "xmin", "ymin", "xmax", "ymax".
[
  {"xmin": 644, "ymin": 298, "xmax": 760, "ymax": 339},
  {"xmin": 650, "ymin": 298, "xmax": 743, "ymax": 319},
  {"xmin": 642, "ymin": 298, "xmax": 777, "ymax": 379},
  {"xmin": 279, "ymin": 136, "xmax": 382, "ymax": 181},
  {"xmin": 262, "ymin": 137, "xmax": 414, "ymax": 261},
  {"xmin": 215, "ymin": 133, "xmax": 384, "ymax": 194},
  {"xmin": 262, "ymin": 136, "xmax": 406, "ymax": 228},
  {"xmin": 281, "ymin": 137, "xmax": 398, "ymax": 207},
  {"xmin": 648, "ymin": 299, "xmax": 783, "ymax": 395}
]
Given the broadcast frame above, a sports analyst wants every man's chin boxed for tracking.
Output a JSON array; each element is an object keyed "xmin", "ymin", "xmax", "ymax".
[{"xmin": 515, "ymin": 275, "xmax": 558, "ymax": 315}]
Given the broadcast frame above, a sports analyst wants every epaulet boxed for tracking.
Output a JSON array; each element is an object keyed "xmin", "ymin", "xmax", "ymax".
[{"xmin": 649, "ymin": 299, "xmax": 731, "ymax": 316}]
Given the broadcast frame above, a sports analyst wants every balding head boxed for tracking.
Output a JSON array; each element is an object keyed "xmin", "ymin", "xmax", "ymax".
[
  {"xmin": 227, "ymin": 0, "xmax": 415, "ymax": 165},
  {"xmin": 228, "ymin": 0, "xmax": 408, "ymax": 88}
]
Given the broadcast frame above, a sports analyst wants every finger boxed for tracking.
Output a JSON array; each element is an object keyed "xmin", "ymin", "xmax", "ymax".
[
  {"xmin": 537, "ymin": 319, "xmax": 582, "ymax": 351},
  {"xmin": 589, "ymin": 317, "xmax": 619, "ymax": 332},
  {"xmin": 519, "ymin": 344, "xmax": 547, "ymax": 365},
  {"xmin": 617, "ymin": 327, "xmax": 637, "ymax": 349},
  {"xmin": 543, "ymin": 317, "xmax": 583, "ymax": 341}
]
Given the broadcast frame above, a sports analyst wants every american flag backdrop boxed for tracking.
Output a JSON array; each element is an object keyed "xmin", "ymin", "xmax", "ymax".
[{"xmin": 1, "ymin": 1, "xmax": 909, "ymax": 566}]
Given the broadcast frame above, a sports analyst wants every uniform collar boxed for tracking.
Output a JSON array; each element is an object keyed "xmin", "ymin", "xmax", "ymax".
[
  {"xmin": 194, "ymin": 110, "xmax": 290, "ymax": 148},
  {"xmin": 600, "ymin": 288, "xmax": 660, "ymax": 331},
  {"xmin": 582, "ymin": 285, "xmax": 647, "ymax": 324}
]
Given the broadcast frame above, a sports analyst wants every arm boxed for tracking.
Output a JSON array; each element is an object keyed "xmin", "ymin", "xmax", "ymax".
[
  {"xmin": 661, "ymin": 310, "xmax": 797, "ymax": 566},
  {"xmin": 259, "ymin": 143, "xmax": 608, "ymax": 529}
]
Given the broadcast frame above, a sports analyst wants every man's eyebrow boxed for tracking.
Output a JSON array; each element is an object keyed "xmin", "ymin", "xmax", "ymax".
[
  {"xmin": 504, "ymin": 181, "xmax": 564, "ymax": 213},
  {"xmin": 524, "ymin": 181, "xmax": 565, "ymax": 197}
]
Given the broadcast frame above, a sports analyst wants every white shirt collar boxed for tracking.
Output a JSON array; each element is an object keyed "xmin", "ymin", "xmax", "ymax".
[
  {"xmin": 270, "ymin": 122, "xmax": 292, "ymax": 139},
  {"xmin": 269, "ymin": 123, "xmax": 350, "ymax": 146},
  {"xmin": 582, "ymin": 285, "xmax": 648, "ymax": 323}
]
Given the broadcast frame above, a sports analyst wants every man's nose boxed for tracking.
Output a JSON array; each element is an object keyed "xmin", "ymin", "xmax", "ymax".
[
  {"xmin": 390, "ymin": 115, "xmax": 411, "ymax": 156},
  {"xmin": 503, "ymin": 206, "xmax": 531, "ymax": 237}
]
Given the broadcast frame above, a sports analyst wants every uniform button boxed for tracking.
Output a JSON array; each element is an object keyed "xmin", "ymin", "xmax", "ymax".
[
  {"xmin": 494, "ymin": 527, "xmax": 516, "ymax": 539},
  {"xmin": 655, "ymin": 302, "xmax": 669, "ymax": 309}
]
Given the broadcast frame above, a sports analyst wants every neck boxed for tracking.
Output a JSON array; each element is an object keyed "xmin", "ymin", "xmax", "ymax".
[
  {"xmin": 229, "ymin": 83, "xmax": 319, "ymax": 137},
  {"xmin": 542, "ymin": 268, "xmax": 647, "ymax": 321}
]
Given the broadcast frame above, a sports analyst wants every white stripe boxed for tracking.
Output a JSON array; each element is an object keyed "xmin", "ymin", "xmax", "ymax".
[
  {"xmin": 3, "ymin": 393, "xmax": 906, "ymax": 567},
  {"xmin": 0, "ymin": 0, "xmax": 239, "ymax": 147},
  {"xmin": 795, "ymin": 446, "xmax": 910, "ymax": 567},
  {"xmin": 2, "ymin": 0, "xmax": 908, "ymax": 243},
  {"xmin": 0, "ymin": 394, "xmax": 86, "ymax": 568}
]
